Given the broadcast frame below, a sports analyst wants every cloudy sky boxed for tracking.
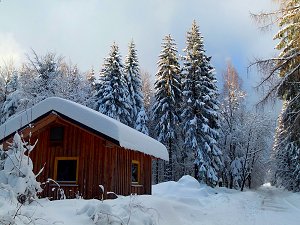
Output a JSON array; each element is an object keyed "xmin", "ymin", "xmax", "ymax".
[{"xmin": 0, "ymin": 0, "xmax": 278, "ymax": 105}]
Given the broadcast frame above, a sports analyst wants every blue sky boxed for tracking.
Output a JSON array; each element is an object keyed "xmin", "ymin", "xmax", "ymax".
[{"xmin": 0, "ymin": 0, "xmax": 278, "ymax": 105}]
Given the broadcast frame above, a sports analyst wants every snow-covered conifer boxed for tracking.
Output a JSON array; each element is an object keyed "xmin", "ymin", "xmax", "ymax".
[
  {"xmin": 0, "ymin": 63, "xmax": 23, "ymax": 123},
  {"xmin": 95, "ymin": 43, "xmax": 132, "ymax": 125},
  {"xmin": 253, "ymin": 1, "xmax": 300, "ymax": 191},
  {"xmin": 0, "ymin": 71, "xmax": 22, "ymax": 123},
  {"xmin": 135, "ymin": 107, "xmax": 149, "ymax": 135},
  {"xmin": 181, "ymin": 21, "xmax": 222, "ymax": 186},
  {"xmin": 273, "ymin": 100, "xmax": 300, "ymax": 191},
  {"xmin": 153, "ymin": 34, "xmax": 181, "ymax": 181},
  {"xmin": 124, "ymin": 41, "xmax": 148, "ymax": 133}
]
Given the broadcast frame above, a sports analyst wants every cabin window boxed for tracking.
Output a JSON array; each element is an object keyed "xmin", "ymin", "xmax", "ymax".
[
  {"xmin": 50, "ymin": 126, "xmax": 64, "ymax": 142},
  {"xmin": 54, "ymin": 157, "xmax": 79, "ymax": 183},
  {"xmin": 131, "ymin": 160, "xmax": 140, "ymax": 184}
]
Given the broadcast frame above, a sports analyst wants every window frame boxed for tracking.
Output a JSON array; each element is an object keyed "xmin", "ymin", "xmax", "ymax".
[
  {"xmin": 131, "ymin": 160, "xmax": 140, "ymax": 184},
  {"xmin": 49, "ymin": 126, "xmax": 64, "ymax": 145},
  {"xmin": 54, "ymin": 157, "xmax": 79, "ymax": 184}
]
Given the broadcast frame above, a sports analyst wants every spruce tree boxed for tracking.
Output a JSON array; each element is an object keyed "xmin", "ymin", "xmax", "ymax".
[
  {"xmin": 153, "ymin": 34, "xmax": 181, "ymax": 181},
  {"xmin": 135, "ymin": 108, "xmax": 149, "ymax": 135},
  {"xmin": 124, "ymin": 41, "xmax": 148, "ymax": 133},
  {"xmin": 181, "ymin": 21, "xmax": 223, "ymax": 186},
  {"xmin": 273, "ymin": 100, "xmax": 300, "ymax": 191},
  {"xmin": 95, "ymin": 43, "xmax": 132, "ymax": 125},
  {"xmin": 259, "ymin": 0, "xmax": 300, "ymax": 191},
  {"xmin": 0, "ymin": 72, "xmax": 21, "ymax": 123}
]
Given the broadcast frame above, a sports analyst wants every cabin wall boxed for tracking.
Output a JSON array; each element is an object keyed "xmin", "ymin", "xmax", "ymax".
[{"xmin": 25, "ymin": 118, "xmax": 152, "ymax": 199}]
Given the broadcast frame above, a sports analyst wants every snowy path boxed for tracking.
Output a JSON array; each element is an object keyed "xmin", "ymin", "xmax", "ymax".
[
  {"xmin": 153, "ymin": 178, "xmax": 300, "ymax": 225},
  {"xmin": 255, "ymin": 185, "xmax": 300, "ymax": 225},
  {"xmin": 260, "ymin": 187, "xmax": 288, "ymax": 212}
]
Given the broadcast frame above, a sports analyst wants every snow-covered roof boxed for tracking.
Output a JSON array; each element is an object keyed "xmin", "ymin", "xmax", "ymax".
[{"xmin": 0, "ymin": 97, "xmax": 168, "ymax": 160}]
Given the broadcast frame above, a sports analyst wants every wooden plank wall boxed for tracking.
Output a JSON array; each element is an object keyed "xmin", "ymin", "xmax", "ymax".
[{"xmin": 27, "ymin": 117, "xmax": 152, "ymax": 199}]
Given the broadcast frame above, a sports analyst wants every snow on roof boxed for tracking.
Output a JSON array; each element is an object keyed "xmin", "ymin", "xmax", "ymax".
[{"xmin": 0, "ymin": 97, "xmax": 168, "ymax": 160}]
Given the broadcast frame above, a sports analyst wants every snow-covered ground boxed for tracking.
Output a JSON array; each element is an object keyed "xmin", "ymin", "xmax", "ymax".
[{"xmin": 1, "ymin": 175, "xmax": 300, "ymax": 225}]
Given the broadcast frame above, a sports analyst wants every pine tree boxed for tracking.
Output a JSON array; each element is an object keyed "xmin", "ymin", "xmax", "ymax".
[
  {"xmin": 153, "ymin": 34, "xmax": 181, "ymax": 181},
  {"xmin": 272, "ymin": 101, "xmax": 287, "ymax": 185},
  {"xmin": 260, "ymin": 0, "xmax": 300, "ymax": 191},
  {"xmin": 135, "ymin": 108, "xmax": 149, "ymax": 135},
  {"xmin": 0, "ymin": 63, "xmax": 20, "ymax": 123},
  {"xmin": 274, "ymin": 0, "xmax": 300, "ymax": 80},
  {"xmin": 124, "ymin": 41, "xmax": 148, "ymax": 133},
  {"xmin": 0, "ymin": 72, "xmax": 22, "ymax": 123},
  {"xmin": 95, "ymin": 43, "xmax": 132, "ymax": 125},
  {"xmin": 181, "ymin": 21, "xmax": 222, "ymax": 186},
  {"xmin": 273, "ymin": 100, "xmax": 300, "ymax": 191},
  {"xmin": 253, "ymin": 1, "xmax": 300, "ymax": 191}
]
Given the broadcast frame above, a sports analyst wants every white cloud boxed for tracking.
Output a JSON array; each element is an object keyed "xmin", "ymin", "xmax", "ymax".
[
  {"xmin": 0, "ymin": 0, "xmax": 278, "ymax": 87},
  {"xmin": 0, "ymin": 33, "xmax": 24, "ymax": 67}
]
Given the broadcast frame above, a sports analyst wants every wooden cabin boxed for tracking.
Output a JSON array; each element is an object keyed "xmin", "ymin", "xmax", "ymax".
[{"xmin": 0, "ymin": 97, "xmax": 168, "ymax": 200}]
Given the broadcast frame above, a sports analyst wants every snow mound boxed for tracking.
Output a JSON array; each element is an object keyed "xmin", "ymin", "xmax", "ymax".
[
  {"xmin": 263, "ymin": 182, "xmax": 272, "ymax": 187},
  {"xmin": 177, "ymin": 175, "xmax": 201, "ymax": 189},
  {"xmin": 153, "ymin": 175, "xmax": 217, "ymax": 204}
]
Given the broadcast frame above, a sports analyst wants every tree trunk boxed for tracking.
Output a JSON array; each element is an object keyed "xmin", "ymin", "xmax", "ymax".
[
  {"xmin": 155, "ymin": 159, "xmax": 159, "ymax": 184},
  {"xmin": 194, "ymin": 163, "xmax": 199, "ymax": 180},
  {"xmin": 248, "ymin": 175, "xmax": 252, "ymax": 189},
  {"xmin": 230, "ymin": 174, "xmax": 233, "ymax": 189},
  {"xmin": 241, "ymin": 176, "xmax": 247, "ymax": 192},
  {"xmin": 166, "ymin": 138, "xmax": 173, "ymax": 181},
  {"xmin": 241, "ymin": 129, "xmax": 252, "ymax": 192}
]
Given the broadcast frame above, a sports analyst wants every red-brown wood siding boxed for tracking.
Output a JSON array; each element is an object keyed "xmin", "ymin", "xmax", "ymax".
[{"xmin": 3, "ymin": 114, "xmax": 152, "ymax": 199}]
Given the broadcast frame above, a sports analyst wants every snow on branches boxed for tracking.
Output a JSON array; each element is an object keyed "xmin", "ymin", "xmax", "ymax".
[{"xmin": 0, "ymin": 132, "xmax": 41, "ymax": 204}]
